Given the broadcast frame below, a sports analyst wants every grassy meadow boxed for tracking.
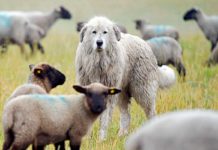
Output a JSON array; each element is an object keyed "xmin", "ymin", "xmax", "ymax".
[{"xmin": 0, "ymin": 0, "xmax": 218, "ymax": 149}]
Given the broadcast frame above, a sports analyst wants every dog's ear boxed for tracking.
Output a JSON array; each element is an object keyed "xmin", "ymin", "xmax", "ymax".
[
  {"xmin": 113, "ymin": 25, "xmax": 121, "ymax": 41},
  {"xmin": 80, "ymin": 26, "xmax": 87, "ymax": 43}
]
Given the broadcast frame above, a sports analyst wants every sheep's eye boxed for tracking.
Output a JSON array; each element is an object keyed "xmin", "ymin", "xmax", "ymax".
[
  {"xmin": 92, "ymin": 31, "xmax": 97, "ymax": 34},
  {"xmin": 103, "ymin": 31, "xmax": 107, "ymax": 34}
]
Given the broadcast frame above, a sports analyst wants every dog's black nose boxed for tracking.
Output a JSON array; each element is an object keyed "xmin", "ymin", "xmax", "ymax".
[{"xmin": 96, "ymin": 40, "xmax": 103, "ymax": 47}]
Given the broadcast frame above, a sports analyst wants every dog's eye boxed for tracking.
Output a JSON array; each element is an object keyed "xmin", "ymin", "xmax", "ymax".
[
  {"xmin": 92, "ymin": 31, "xmax": 97, "ymax": 34},
  {"xmin": 103, "ymin": 31, "xmax": 108, "ymax": 34}
]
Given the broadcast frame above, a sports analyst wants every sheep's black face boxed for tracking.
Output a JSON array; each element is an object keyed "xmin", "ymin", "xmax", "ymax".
[
  {"xmin": 46, "ymin": 66, "xmax": 66, "ymax": 88},
  {"xmin": 73, "ymin": 83, "xmax": 122, "ymax": 115},
  {"xmin": 30, "ymin": 64, "xmax": 66, "ymax": 88},
  {"xmin": 183, "ymin": 8, "xmax": 198, "ymax": 20},
  {"xmin": 60, "ymin": 6, "xmax": 72, "ymax": 19},
  {"xmin": 86, "ymin": 92, "xmax": 107, "ymax": 114},
  {"xmin": 135, "ymin": 20, "xmax": 143, "ymax": 30}
]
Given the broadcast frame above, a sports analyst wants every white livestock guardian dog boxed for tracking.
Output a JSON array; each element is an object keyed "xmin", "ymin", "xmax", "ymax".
[{"xmin": 75, "ymin": 16, "xmax": 175, "ymax": 140}]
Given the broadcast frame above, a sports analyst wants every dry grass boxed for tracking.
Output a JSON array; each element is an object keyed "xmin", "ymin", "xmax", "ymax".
[{"xmin": 0, "ymin": 0, "xmax": 218, "ymax": 149}]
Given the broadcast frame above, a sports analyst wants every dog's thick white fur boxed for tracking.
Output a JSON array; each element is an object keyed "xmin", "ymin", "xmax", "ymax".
[
  {"xmin": 158, "ymin": 65, "xmax": 176, "ymax": 88},
  {"xmin": 75, "ymin": 16, "xmax": 175, "ymax": 140}
]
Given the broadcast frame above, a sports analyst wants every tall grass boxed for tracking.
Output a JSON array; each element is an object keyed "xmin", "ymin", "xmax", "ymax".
[{"xmin": 0, "ymin": 0, "xmax": 218, "ymax": 149}]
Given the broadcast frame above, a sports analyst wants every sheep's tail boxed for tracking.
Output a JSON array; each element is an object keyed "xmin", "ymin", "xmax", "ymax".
[
  {"xmin": 158, "ymin": 65, "xmax": 176, "ymax": 89},
  {"xmin": 2, "ymin": 107, "xmax": 15, "ymax": 150}
]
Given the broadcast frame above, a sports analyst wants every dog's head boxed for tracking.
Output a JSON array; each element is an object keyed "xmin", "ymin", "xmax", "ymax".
[
  {"xmin": 183, "ymin": 7, "xmax": 200, "ymax": 21},
  {"xmin": 28, "ymin": 63, "xmax": 66, "ymax": 92},
  {"xmin": 80, "ymin": 16, "xmax": 121, "ymax": 53}
]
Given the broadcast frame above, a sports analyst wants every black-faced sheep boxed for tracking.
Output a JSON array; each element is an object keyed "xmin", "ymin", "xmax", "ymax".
[
  {"xmin": 134, "ymin": 19, "xmax": 179, "ymax": 40},
  {"xmin": 147, "ymin": 36, "xmax": 186, "ymax": 77},
  {"xmin": 2, "ymin": 83, "xmax": 121, "ymax": 150},
  {"xmin": 183, "ymin": 7, "xmax": 218, "ymax": 51},
  {"xmin": 8, "ymin": 63, "xmax": 66, "ymax": 100},
  {"xmin": 24, "ymin": 6, "xmax": 72, "ymax": 53},
  {"xmin": 1, "ymin": 6, "xmax": 72, "ymax": 54},
  {"xmin": 126, "ymin": 110, "xmax": 218, "ymax": 150}
]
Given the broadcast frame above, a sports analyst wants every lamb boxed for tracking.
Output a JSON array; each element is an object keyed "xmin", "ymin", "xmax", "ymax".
[
  {"xmin": 134, "ymin": 19, "xmax": 179, "ymax": 40},
  {"xmin": 2, "ymin": 83, "xmax": 121, "ymax": 150},
  {"xmin": 75, "ymin": 16, "xmax": 176, "ymax": 140},
  {"xmin": 183, "ymin": 7, "xmax": 218, "ymax": 51},
  {"xmin": 147, "ymin": 36, "xmax": 186, "ymax": 77},
  {"xmin": 8, "ymin": 63, "xmax": 66, "ymax": 100},
  {"xmin": 76, "ymin": 21, "xmax": 128, "ymax": 33},
  {"xmin": 125, "ymin": 110, "xmax": 218, "ymax": 150},
  {"xmin": 207, "ymin": 44, "xmax": 218, "ymax": 66},
  {"xmin": 1, "ymin": 6, "xmax": 72, "ymax": 54},
  {"xmin": 0, "ymin": 13, "xmax": 44, "ymax": 56}
]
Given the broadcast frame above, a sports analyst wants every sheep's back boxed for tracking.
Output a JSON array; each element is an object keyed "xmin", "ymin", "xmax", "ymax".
[{"xmin": 126, "ymin": 110, "xmax": 218, "ymax": 150}]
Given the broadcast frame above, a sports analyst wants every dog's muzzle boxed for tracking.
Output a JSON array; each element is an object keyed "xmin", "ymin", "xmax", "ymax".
[{"xmin": 96, "ymin": 40, "xmax": 103, "ymax": 50}]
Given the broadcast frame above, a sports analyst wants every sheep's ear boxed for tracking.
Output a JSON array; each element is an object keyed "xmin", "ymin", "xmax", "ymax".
[
  {"xmin": 80, "ymin": 26, "xmax": 87, "ymax": 43},
  {"xmin": 113, "ymin": 25, "xmax": 121, "ymax": 41},
  {"xmin": 29, "ymin": 64, "xmax": 35, "ymax": 71},
  {"xmin": 73, "ymin": 85, "xmax": 87, "ymax": 94},
  {"xmin": 33, "ymin": 68, "xmax": 44, "ymax": 78},
  {"xmin": 108, "ymin": 88, "xmax": 121, "ymax": 95}
]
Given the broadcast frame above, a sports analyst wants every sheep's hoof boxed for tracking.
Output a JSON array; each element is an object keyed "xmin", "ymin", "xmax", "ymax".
[{"xmin": 118, "ymin": 129, "xmax": 128, "ymax": 137}]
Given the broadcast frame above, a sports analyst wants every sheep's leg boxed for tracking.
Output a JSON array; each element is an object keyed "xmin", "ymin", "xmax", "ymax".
[
  {"xmin": 37, "ymin": 42, "xmax": 45, "ymax": 54},
  {"xmin": 3, "ymin": 130, "xmax": 14, "ymax": 150},
  {"xmin": 54, "ymin": 141, "xmax": 65, "ymax": 150},
  {"xmin": 10, "ymin": 134, "xmax": 32, "ymax": 150},
  {"xmin": 211, "ymin": 42, "xmax": 217, "ymax": 52},
  {"xmin": 28, "ymin": 43, "xmax": 37, "ymax": 55},
  {"xmin": 33, "ymin": 145, "xmax": 44, "ymax": 150},
  {"xmin": 11, "ymin": 144, "xmax": 29, "ymax": 150},
  {"xmin": 19, "ymin": 44, "xmax": 29, "ymax": 59},
  {"xmin": 69, "ymin": 135, "xmax": 81, "ymax": 150},
  {"xmin": 1, "ymin": 42, "xmax": 8, "ymax": 54},
  {"xmin": 176, "ymin": 62, "xmax": 186, "ymax": 79},
  {"xmin": 99, "ymin": 97, "xmax": 117, "ymax": 141},
  {"xmin": 118, "ymin": 93, "xmax": 131, "ymax": 137}
]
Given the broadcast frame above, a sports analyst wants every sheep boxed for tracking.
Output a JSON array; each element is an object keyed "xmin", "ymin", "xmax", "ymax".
[
  {"xmin": 2, "ymin": 82, "xmax": 121, "ymax": 150},
  {"xmin": 125, "ymin": 110, "xmax": 218, "ymax": 150},
  {"xmin": 8, "ymin": 63, "xmax": 66, "ymax": 101},
  {"xmin": 75, "ymin": 16, "xmax": 176, "ymax": 140},
  {"xmin": 1, "ymin": 6, "xmax": 72, "ymax": 54},
  {"xmin": 6, "ymin": 63, "xmax": 66, "ymax": 150},
  {"xmin": 76, "ymin": 21, "xmax": 128, "ymax": 33},
  {"xmin": 134, "ymin": 19, "xmax": 179, "ymax": 40},
  {"xmin": 22, "ymin": 6, "xmax": 72, "ymax": 53},
  {"xmin": 0, "ymin": 13, "xmax": 44, "ymax": 56},
  {"xmin": 207, "ymin": 44, "xmax": 218, "ymax": 66},
  {"xmin": 183, "ymin": 7, "xmax": 218, "ymax": 51},
  {"xmin": 147, "ymin": 36, "xmax": 186, "ymax": 77}
]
